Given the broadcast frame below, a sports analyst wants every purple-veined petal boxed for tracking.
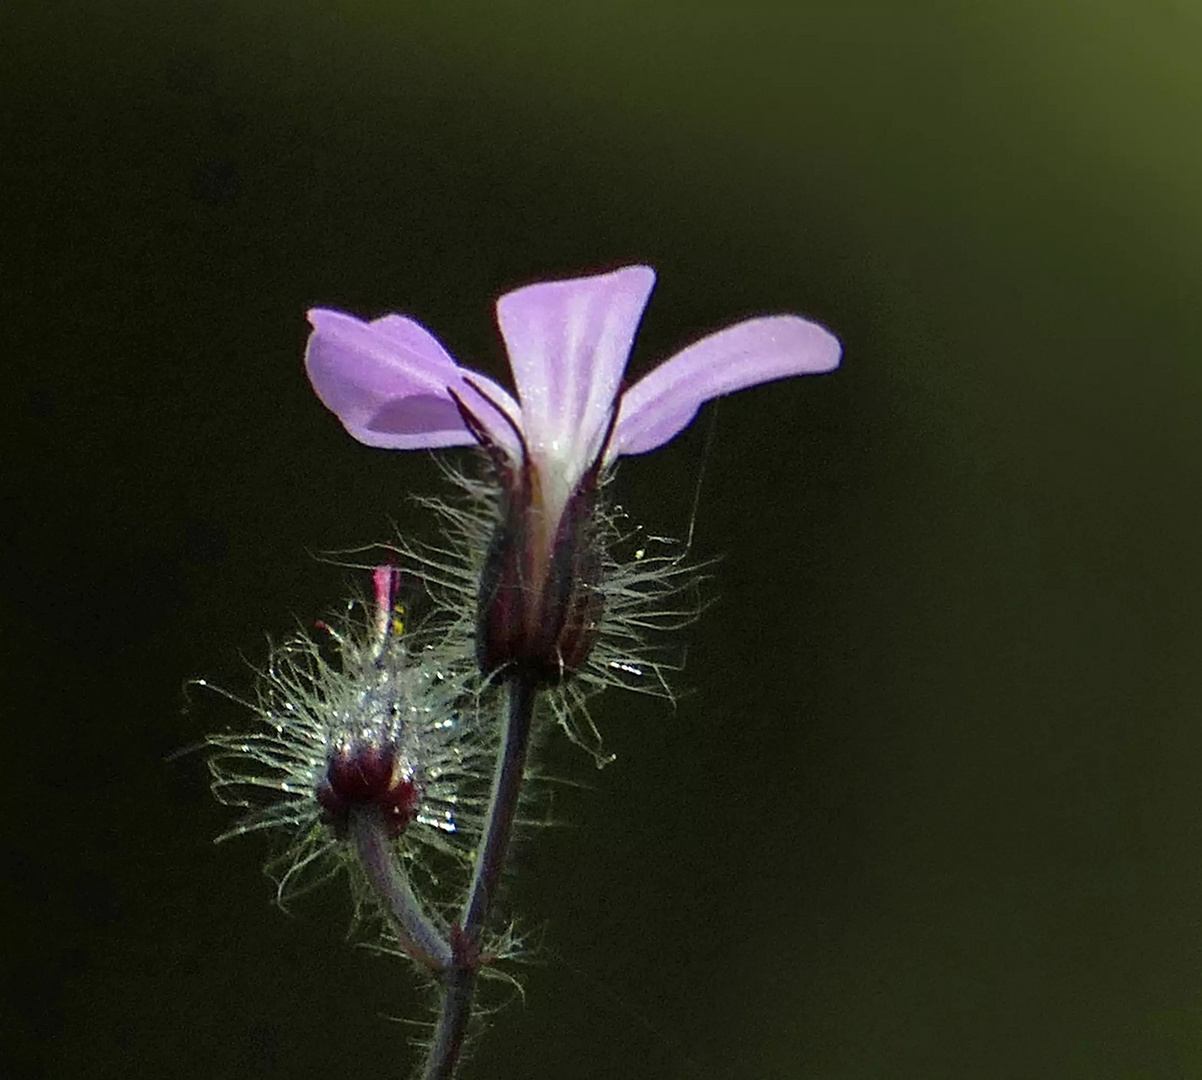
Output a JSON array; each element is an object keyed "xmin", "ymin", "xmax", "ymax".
[
  {"xmin": 452, "ymin": 373, "xmax": 524, "ymax": 461},
  {"xmin": 495, "ymin": 266, "xmax": 656, "ymax": 472},
  {"xmin": 613, "ymin": 315, "xmax": 841, "ymax": 457},
  {"xmin": 305, "ymin": 308, "xmax": 518, "ymax": 451}
]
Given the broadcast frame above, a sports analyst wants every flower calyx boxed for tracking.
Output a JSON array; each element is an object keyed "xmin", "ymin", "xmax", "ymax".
[
  {"xmin": 316, "ymin": 736, "xmax": 421, "ymax": 838},
  {"xmin": 454, "ymin": 381, "xmax": 619, "ymax": 686}
]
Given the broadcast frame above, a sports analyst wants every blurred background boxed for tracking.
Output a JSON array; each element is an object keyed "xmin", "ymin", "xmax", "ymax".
[{"xmin": 5, "ymin": 1, "xmax": 1202, "ymax": 1077}]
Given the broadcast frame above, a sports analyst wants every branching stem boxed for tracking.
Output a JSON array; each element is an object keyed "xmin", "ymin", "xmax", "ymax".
[{"xmin": 422, "ymin": 674, "xmax": 539, "ymax": 1080}]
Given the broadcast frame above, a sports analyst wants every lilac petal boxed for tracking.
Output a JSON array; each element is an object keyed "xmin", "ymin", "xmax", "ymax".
[
  {"xmin": 613, "ymin": 316, "xmax": 841, "ymax": 457},
  {"xmin": 495, "ymin": 266, "xmax": 656, "ymax": 468},
  {"xmin": 305, "ymin": 308, "xmax": 517, "ymax": 451}
]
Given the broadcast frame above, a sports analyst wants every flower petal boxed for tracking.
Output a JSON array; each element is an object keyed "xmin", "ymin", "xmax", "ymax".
[
  {"xmin": 495, "ymin": 266, "xmax": 656, "ymax": 469},
  {"xmin": 305, "ymin": 308, "xmax": 518, "ymax": 451},
  {"xmin": 613, "ymin": 315, "xmax": 842, "ymax": 457}
]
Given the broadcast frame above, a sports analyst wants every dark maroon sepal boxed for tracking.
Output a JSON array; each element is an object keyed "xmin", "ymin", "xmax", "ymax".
[
  {"xmin": 317, "ymin": 741, "xmax": 421, "ymax": 837},
  {"xmin": 464, "ymin": 383, "xmax": 621, "ymax": 685},
  {"xmin": 475, "ymin": 477, "xmax": 604, "ymax": 685}
]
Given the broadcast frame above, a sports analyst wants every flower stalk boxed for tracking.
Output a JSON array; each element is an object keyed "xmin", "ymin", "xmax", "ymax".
[
  {"xmin": 348, "ymin": 805, "xmax": 452, "ymax": 972},
  {"xmin": 424, "ymin": 674, "xmax": 539, "ymax": 1079}
]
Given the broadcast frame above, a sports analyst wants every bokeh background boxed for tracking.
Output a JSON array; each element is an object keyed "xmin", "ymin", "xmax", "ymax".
[{"xmin": 5, "ymin": 2, "xmax": 1202, "ymax": 1077}]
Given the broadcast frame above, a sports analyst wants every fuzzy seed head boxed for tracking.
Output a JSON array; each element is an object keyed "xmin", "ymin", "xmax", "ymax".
[{"xmin": 204, "ymin": 583, "xmax": 490, "ymax": 910}]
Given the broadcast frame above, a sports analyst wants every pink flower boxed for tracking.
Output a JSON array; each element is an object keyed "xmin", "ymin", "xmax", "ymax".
[
  {"xmin": 308, "ymin": 265, "xmax": 839, "ymax": 522},
  {"xmin": 306, "ymin": 265, "xmax": 840, "ymax": 680}
]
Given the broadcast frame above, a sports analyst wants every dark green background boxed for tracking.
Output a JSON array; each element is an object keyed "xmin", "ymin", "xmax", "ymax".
[{"xmin": 5, "ymin": 2, "xmax": 1202, "ymax": 1077}]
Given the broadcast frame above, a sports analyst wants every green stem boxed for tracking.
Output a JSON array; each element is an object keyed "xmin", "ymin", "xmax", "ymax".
[{"xmin": 422, "ymin": 675, "xmax": 538, "ymax": 1080}]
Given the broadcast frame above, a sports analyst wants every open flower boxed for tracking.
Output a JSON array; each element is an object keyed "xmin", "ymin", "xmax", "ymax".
[{"xmin": 306, "ymin": 266, "xmax": 840, "ymax": 682}]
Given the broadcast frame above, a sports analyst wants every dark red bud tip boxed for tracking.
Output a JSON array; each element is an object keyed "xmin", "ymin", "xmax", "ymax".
[{"xmin": 318, "ymin": 742, "xmax": 421, "ymax": 837}]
